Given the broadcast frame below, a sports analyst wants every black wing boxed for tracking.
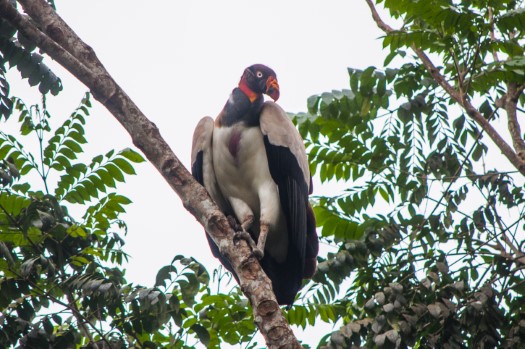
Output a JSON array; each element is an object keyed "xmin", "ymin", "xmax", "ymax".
[{"xmin": 260, "ymin": 102, "xmax": 318, "ymax": 304}]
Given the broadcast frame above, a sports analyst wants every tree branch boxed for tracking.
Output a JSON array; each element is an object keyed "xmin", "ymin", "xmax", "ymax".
[
  {"xmin": 505, "ymin": 82, "xmax": 525, "ymax": 161},
  {"xmin": 0, "ymin": 1, "xmax": 301, "ymax": 347},
  {"xmin": 364, "ymin": 0, "xmax": 525, "ymax": 177},
  {"xmin": 365, "ymin": 0, "xmax": 394, "ymax": 32},
  {"xmin": 513, "ymin": 83, "xmax": 525, "ymax": 101},
  {"xmin": 17, "ymin": 0, "xmax": 102, "ymax": 72},
  {"xmin": 65, "ymin": 291, "xmax": 100, "ymax": 349}
]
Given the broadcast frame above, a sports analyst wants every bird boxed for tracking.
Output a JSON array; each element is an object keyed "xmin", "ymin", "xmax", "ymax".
[{"xmin": 191, "ymin": 64, "xmax": 318, "ymax": 305}]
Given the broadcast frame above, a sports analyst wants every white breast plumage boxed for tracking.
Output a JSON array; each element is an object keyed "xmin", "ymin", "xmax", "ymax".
[{"xmin": 212, "ymin": 124, "xmax": 289, "ymax": 262}]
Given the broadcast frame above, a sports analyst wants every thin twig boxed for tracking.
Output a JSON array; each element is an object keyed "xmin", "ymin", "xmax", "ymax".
[
  {"xmin": 65, "ymin": 292, "xmax": 99, "ymax": 349},
  {"xmin": 487, "ymin": 7, "xmax": 500, "ymax": 62},
  {"xmin": 492, "ymin": 204, "xmax": 525, "ymax": 266}
]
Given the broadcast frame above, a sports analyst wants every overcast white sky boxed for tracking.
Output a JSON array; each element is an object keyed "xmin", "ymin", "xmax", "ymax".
[{"xmin": 6, "ymin": 0, "xmax": 387, "ymax": 346}]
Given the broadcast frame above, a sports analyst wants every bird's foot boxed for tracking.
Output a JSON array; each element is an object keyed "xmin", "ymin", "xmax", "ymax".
[
  {"xmin": 233, "ymin": 230, "xmax": 263, "ymax": 259},
  {"xmin": 251, "ymin": 247, "xmax": 264, "ymax": 260},
  {"xmin": 230, "ymin": 215, "xmax": 263, "ymax": 259}
]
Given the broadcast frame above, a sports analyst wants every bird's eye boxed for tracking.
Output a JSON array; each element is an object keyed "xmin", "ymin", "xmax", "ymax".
[{"xmin": 256, "ymin": 71, "xmax": 263, "ymax": 78}]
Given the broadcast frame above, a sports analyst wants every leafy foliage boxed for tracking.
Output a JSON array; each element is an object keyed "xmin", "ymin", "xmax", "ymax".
[
  {"xmin": 0, "ymin": 2, "xmax": 62, "ymax": 97},
  {"xmin": 0, "ymin": 93, "xmax": 243, "ymax": 348},
  {"xmin": 0, "ymin": 55, "xmax": 12, "ymax": 120},
  {"xmin": 290, "ymin": 1, "xmax": 525, "ymax": 348},
  {"xmin": 0, "ymin": 92, "xmax": 264, "ymax": 348},
  {"xmin": 0, "ymin": 38, "xmax": 62, "ymax": 95},
  {"xmin": 54, "ymin": 148, "xmax": 144, "ymax": 204}
]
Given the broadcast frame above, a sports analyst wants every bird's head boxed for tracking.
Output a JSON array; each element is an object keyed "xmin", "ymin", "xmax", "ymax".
[{"xmin": 239, "ymin": 64, "xmax": 280, "ymax": 102}]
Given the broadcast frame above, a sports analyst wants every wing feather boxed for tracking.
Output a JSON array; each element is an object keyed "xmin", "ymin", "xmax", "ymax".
[
  {"xmin": 191, "ymin": 117, "xmax": 235, "ymax": 275},
  {"xmin": 260, "ymin": 102, "xmax": 314, "ymax": 278},
  {"xmin": 191, "ymin": 117, "xmax": 229, "ymax": 211},
  {"xmin": 260, "ymin": 102, "xmax": 311, "ymax": 188}
]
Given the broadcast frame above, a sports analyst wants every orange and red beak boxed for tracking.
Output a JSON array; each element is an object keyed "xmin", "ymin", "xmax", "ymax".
[{"xmin": 265, "ymin": 76, "xmax": 280, "ymax": 101}]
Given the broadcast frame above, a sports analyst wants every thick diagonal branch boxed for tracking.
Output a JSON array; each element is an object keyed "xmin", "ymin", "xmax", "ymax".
[
  {"xmin": 365, "ymin": 0, "xmax": 525, "ymax": 176},
  {"xmin": 0, "ymin": 1, "xmax": 300, "ymax": 347},
  {"xmin": 17, "ymin": 0, "xmax": 107, "ymax": 78}
]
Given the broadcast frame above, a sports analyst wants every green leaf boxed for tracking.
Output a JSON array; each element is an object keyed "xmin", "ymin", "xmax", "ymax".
[
  {"xmin": 113, "ymin": 157, "xmax": 136, "ymax": 175},
  {"xmin": 155, "ymin": 265, "xmax": 176, "ymax": 287},
  {"xmin": 0, "ymin": 39, "xmax": 62, "ymax": 95},
  {"xmin": 119, "ymin": 148, "xmax": 144, "ymax": 163},
  {"xmin": 191, "ymin": 324, "xmax": 210, "ymax": 346}
]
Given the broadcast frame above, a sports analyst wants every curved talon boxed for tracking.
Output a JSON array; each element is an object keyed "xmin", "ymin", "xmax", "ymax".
[
  {"xmin": 234, "ymin": 230, "xmax": 256, "ymax": 247},
  {"xmin": 252, "ymin": 248, "xmax": 264, "ymax": 260},
  {"xmin": 233, "ymin": 230, "xmax": 264, "ymax": 259}
]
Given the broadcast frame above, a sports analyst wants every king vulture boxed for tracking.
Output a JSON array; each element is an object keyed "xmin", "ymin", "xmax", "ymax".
[{"xmin": 191, "ymin": 64, "xmax": 318, "ymax": 305}]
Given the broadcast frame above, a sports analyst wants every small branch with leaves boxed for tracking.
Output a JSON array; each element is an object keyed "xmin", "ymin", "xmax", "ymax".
[{"xmin": 364, "ymin": 0, "xmax": 525, "ymax": 177}]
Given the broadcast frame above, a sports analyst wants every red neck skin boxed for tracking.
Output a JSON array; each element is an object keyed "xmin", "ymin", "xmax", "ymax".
[{"xmin": 238, "ymin": 79, "xmax": 260, "ymax": 102}]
